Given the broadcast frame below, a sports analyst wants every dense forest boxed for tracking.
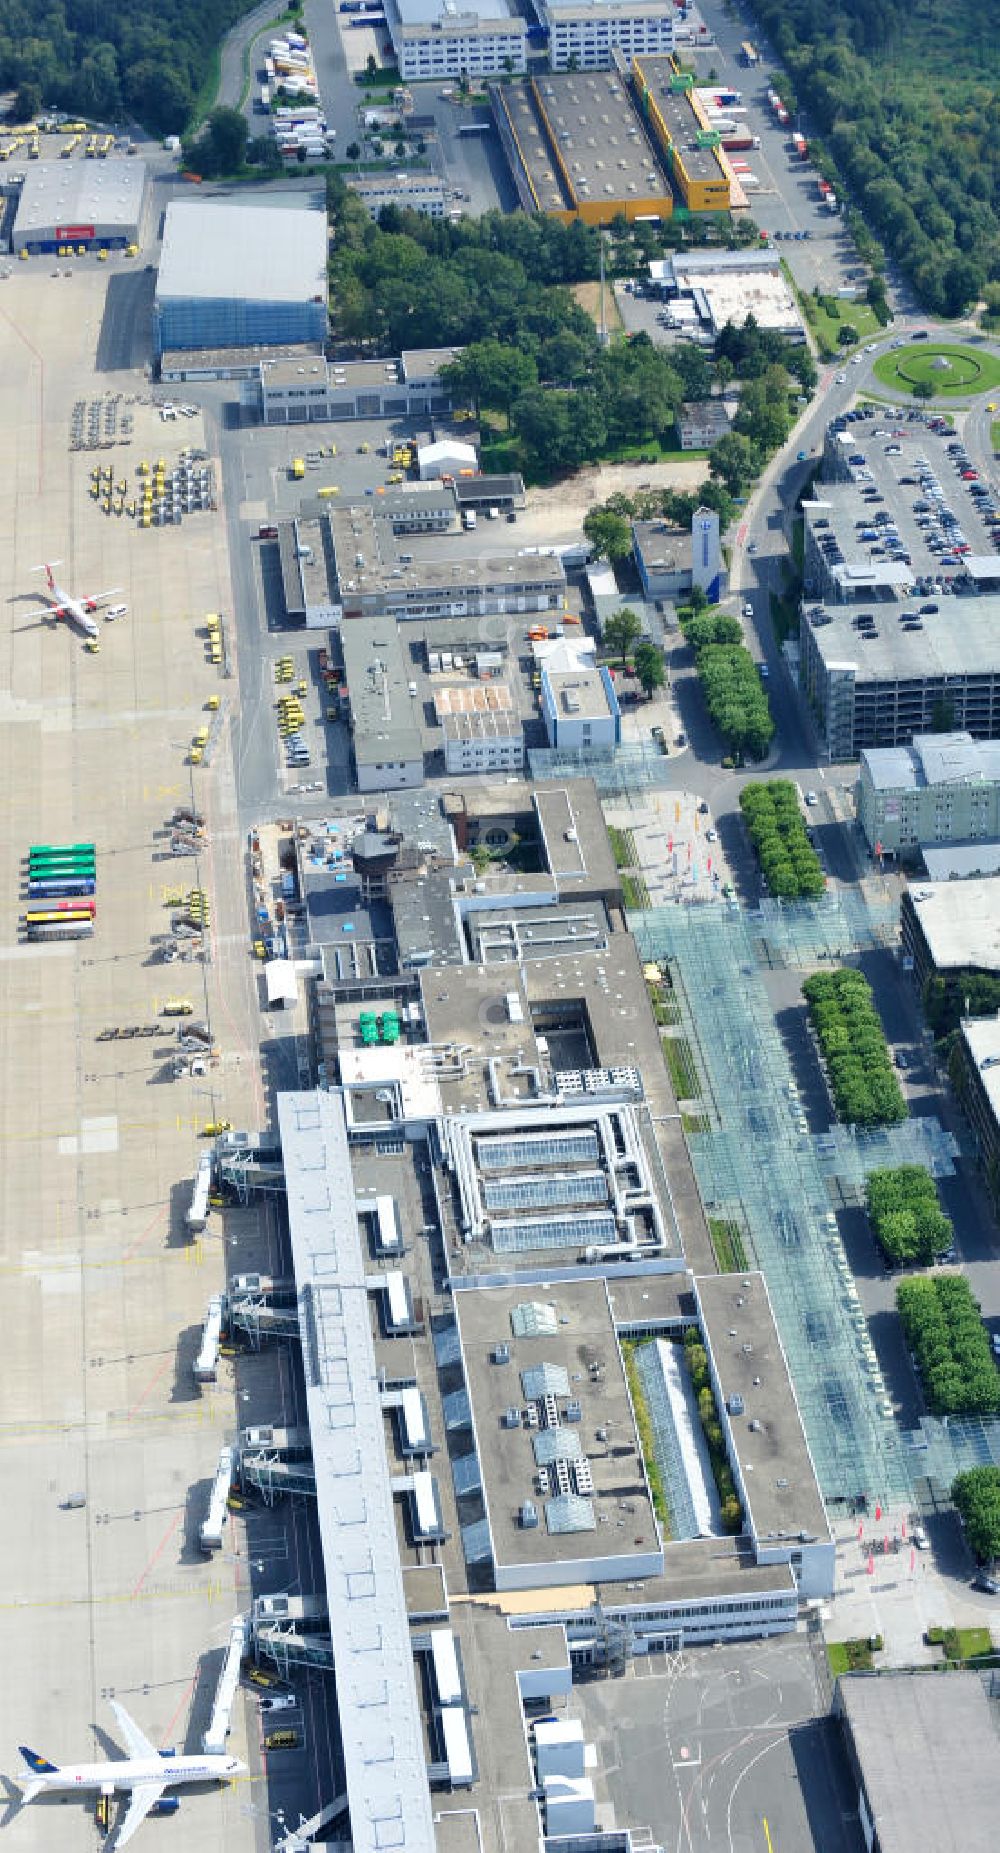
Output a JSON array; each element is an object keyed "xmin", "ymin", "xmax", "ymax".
[
  {"xmin": 0, "ymin": 0, "xmax": 248, "ymax": 133},
  {"xmin": 752, "ymin": 0, "xmax": 1000, "ymax": 314}
]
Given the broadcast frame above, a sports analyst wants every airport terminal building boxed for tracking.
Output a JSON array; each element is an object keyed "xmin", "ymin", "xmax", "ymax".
[{"xmin": 153, "ymin": 201, "xmax": 328, "ymax": 358}]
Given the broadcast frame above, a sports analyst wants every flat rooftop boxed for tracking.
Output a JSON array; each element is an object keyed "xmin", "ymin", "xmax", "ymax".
[
  {"xmin": 961, "ymin": 1015, "xmax": 1000, "ymax": 1128},
  {"xmin": 330, "ymin": 502, "xmax": 565, "ymax": 603},
  {"xmin": 534, "ymin": 781, "xmax": 618, "ymax": 894},
  {"xmin": 906, "ymin": 874, "xmax": 1000, "ymax": 973},
  {"xmin": 454, "ymin": 1276, "xmax": 661, "ymax": 1572},
  {"xmin": 696, "ymin": 1273, "xmax": 830, "ymax": 1547},
  {"xmin": 631, "ymin": 57, "xmax": 728, "ymax": 185},
  {"xmin": 862, "ymin": 731, "xmax": 1000, "ymax": 792},
  {"xmin": 546, "ymin": 666, "xmax": 615, "ymax": 723},
  {"xmin": 837, "ymin": 1670, "xmax": 1000, "ymax": 1853},
  {"xmin": 278, "ymin": 1091, "xmax": 436, "ymax": 1853},
  {"xmin": 261, "ymin": 353, "xmax": 330, "ymax": 390},
  {"xmin": 802, "ymin": 592, "xmax": 1000, "ymax": 680},
  {"xmin": 393, "ymin": 0, "xmax": 523, "ymax": 28},
  {"xmin": 632, "ymin": 520, "xmax": 693, "ymax": 574},
  {"xmin": 340, "ymin": 615, "xmax": 423, "ymax": 768},
  {"xmin": 156, "ymin": 200, "xmax": 328, "ymax": 304},
  {"xmin": 13, "ymin": 157, "xmax": 146, "ymax": 233},
  {"xmin": 503, "ymin": 72, "xmax": 673, "ymax": 216}
]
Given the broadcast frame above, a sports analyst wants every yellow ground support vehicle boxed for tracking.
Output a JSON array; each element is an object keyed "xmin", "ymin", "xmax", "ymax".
[
  {"xmin": 201, "ymin": 1119, "xmax": 233, "ymax": 1137},
  {"xmin": 193, "ymin": 726, "xmax": 210, "ymax": 747},
  {"xmin": 162, "ymin": 998, "xmax": 194, "ymax": 1016},
  {"xmin": 290, "ymin": 457, "xmax": 305, "ymax": 480},
  {"xmin": 387, "ymin": 471, "xmax": 403, "ymax": 485},
  {"xmin": 189, "ymin": 745, "xmax": 203, "ymax": 763},
  {"xmin": 84, "ymin": 638, "xmax": 100, "ymax": 653},
  {"xmin": 206, "ymin": 694, "xmax": 220, "ymax": 710},
  {"xmin": 265, "ymin": 1731, "xmax": 300, "ymax": 1752},
  {"xmin": 317, "ymin": 485, "xmax": 340, "ymax": 498}
]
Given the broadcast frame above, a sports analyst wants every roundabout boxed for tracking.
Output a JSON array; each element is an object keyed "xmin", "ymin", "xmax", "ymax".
[{"xmin": 873, "ymin": 341, "xmax": 1000, "ymax": 398}]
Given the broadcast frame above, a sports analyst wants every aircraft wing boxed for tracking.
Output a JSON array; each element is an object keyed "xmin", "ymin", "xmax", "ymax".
[
  {"xmin": 109, "ymin": 1701, "xmax": 157, "ymax": 1762},
  {"xmin": 113, "ymin": 1782, "xmax": 166, "ymax": 1849},
  {"xmin": 18, "ymin": 604, "xmax": 68, "ymax": 622},
  {"xmin": 83, "ymin": 588, "xmax": 123, "ymax": 608}
]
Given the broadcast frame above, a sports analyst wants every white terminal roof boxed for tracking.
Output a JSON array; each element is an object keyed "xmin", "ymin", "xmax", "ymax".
[
  {"xmin": 395, "ymin": 0, "xmax": 518, "ymax": 22},
  {"xmin": 156, "ymin": 201, "xmax": 328, "ymax": 304},
  {"xmin": 277, "ymin": 1091, "xmax": 436, "ymax": 1853},
  {"xmin": 907, "ymin": 874, "xmax": 1000, "ymax": 974},
  {"xmin": 418, "ymin": 439, "xmax": 477, "ymax": 468},
  {"xmin": 13, "ymin": 158, "xmax": 146, "ymax": 234}
]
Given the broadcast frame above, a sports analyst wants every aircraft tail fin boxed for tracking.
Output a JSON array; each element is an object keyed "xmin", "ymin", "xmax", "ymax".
[{"xmin": 18, "ymin": 1748, "xmax": 58, "ymax": 1778}]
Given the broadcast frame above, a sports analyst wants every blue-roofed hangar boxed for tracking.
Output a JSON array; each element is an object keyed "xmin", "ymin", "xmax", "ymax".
[{"xmin": 153, "ymin": 200, "xmax": 328, "ymax": 358}]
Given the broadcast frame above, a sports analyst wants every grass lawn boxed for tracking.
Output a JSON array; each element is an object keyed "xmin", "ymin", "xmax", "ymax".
[
  {"xmin": 621, "ymin": 871, "xmax": 651, "ymax": 909},
  {"xmin": 709, "ymin": 1218, "xmax": 748, "ymax": 1271},
  {"xmin": 827, "ymin": 1638, "xmax": 878, "ymax": 1675},
  {"xmin": 927, "ymin": 1625, "xmax": 994, "ymax": 1661},
  {"xmin": 608, "ymin": 825, "xmax": 638, "ymax": 870},
  {"xmin": 800, "ymin": 293, "xmax": 884, "ymax": 358},
  {"xmin": 663, "ymin": 1034, "xmax": 700, "ymax": 1100},
  {"xmin": 873, "ymin": 343, "xmax": 1000, "ymax": 399},
  {"xmin": 573, "ymin": 280, "xmax": 623, "ymax": 334},
  {"xmin": 992, "ymin": 420, "xmax": 1000, "ymax": 454}
]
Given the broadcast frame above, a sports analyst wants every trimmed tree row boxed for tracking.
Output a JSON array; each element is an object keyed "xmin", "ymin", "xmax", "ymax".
[
  {"xmin": 865, "ymin": 1165, "xmax": 953, "ymax": 1268},
  {"xmin": 739, "ymin": 780, "xmax": 825, "ymax": 900},
  {"xmin": 802, "ymin": 969, "xmax": 907, "ymax": 1128},
  {"xmin": 897, "ymin": 1275, "xmax": 1000, "ymax": 1417}
]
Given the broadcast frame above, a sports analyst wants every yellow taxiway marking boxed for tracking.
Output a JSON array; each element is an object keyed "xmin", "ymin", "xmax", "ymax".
[{"xmin": 763, "ymin": 1818, "xmax": 775, "ymax": 1853}]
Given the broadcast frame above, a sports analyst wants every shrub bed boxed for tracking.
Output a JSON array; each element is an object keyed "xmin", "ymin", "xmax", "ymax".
[
  {"xmin": 865, "ymin": 1165, "xmax": 953, "ymax": 1267},
  {"xmin": 898, "ymin": 1276, "xmax": 1000, "ymax": 1417},
  {"xmin": 952, "ymin": 1466, "xmax": 1000, "ymax": 1564},
  {"xmin": 683, "ymin": 1328, "xmax": 742, "ymax": 1533},
  {"xmin": 740, "ymin": 780, "xmax": 825, "ymax": 900},
  {"xmin": 802, "ymin": 969, "xmax": 906, "ymax": 1126}
]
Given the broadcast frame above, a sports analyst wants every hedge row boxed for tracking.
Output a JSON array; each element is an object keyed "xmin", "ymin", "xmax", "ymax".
[
  {"xmin": 897, "ymin": 1275, "xmax": 1000, "ymax": 1417},
  {"xmin": 865, "ymin": 1165, "xmax": 953, "ymax": 1267},
  {"xmin": 683, "ymin": 1328, "xmax": 742, "ymax": 1534},
  {"xmin": 802, "ymin": 969, "xmax": 907, "ymax": 1127},
  {"xmin": 953, "ymin": 1466, "xmax": 1000, "ymax": 1565},
  {"xmin": 739, "ymin": 780, "xmax": 825, "ymax": 900}
]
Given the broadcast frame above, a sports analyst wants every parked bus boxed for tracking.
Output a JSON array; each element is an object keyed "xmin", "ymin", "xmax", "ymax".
[
  {"xmin": 28, "ymin": 842, "xmax": 95, "ymax": 858},
  {"xmin": 28, "ymin": 854, "xmax": 96, "ymax": 872},
  {"xmin": 28, "ymin": 876, "xmax": 97, "ymax": 898},
  {"xmin": 26, "ymin": 908, "xmax": 96, "ymax": 926},
  {"xmin": 26, "ymin": 917, "xmax": 94, "ymax": 941}
]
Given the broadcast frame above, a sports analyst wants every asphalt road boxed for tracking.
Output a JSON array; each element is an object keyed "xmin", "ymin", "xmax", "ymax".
[{"xmin": 575, "ymin": 1635, "xmax": 861, "ymax": 1853}]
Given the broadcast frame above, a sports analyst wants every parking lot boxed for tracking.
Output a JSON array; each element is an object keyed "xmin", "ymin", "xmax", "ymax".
[{"xmin": 0, "ymin": 262, "xmax": 269, "ymax": 1853}]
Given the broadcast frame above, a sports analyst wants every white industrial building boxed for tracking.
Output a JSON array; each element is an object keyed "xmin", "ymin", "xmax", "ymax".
[
  {"xmin": 650, "ymin": 249, "xmax": 804, "ymax": 342},
  {"xmin": 10, "ymin": 158, "xmax": 147, "ymax": 255},
  {"xmin": 537, "ymin": 0, "xmax": 676, "ymax": 70},
  {"xmin": 384, "ymin": 0, "xmax": 528, "ymax": 80},
  {"xmin": 154, "ymin": 201, "xmax": 328, "ymax": 358},
  {"xmin": 258, "ymin": 347, "xmax": 463, "ymax": 423},
  {"xmin": 434, "ymin": 685, "xmax": 523, "ymax": 773},
  {"xmin": 418, "ymin": 438, "xmax": 478, "ymax": 479},
  {"xmin": 346, "ymin": 170, "xmax": 448, "ymax": 219},
  {"xmin": 540, "ymin": 661, "xmax": 620, "ymax": 751}
]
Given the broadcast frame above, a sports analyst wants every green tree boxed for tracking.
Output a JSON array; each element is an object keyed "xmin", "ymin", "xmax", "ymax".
[
  {"xmin": 913, "ymin": 379, "xmax": 935, "ymax": 401},
  {"xmin": 185, "ymin": 105, "xmax": 247, "ymax": 177},
  {"xmin": 345, "ymin": 141, "xmax": 361, "ymax": 161},
  {"xmin": 582, "ymin": 507, "xmax": 632, "ymax": 564},
  {"xmin": 634, "ymin": 641, "xmax": 666, "ymax": 699},
  {"xmin": 604, "ymin": 607, "xmax": 642, "ymax": 666},
  {"xmin": 442, "ymin": 339, "xmax": 538, "ymax": 428},
  {"xmin": 709, "ymin": 431, "xmax": 757, "ymax": 497},
  {"xmin": 953, "ymin": 1468, "xmax": 1000, "ymax": 1564},
  {"xmin": 837, "ymin": 323, "xmax": 859, "ymax": 346},
  {"xmin": 366, "ymin": 52, "xmax": 378, "ymax": 78},
  {"xmin": 12, "ymin": 82, "xmax": 42, "ymax": 122}
]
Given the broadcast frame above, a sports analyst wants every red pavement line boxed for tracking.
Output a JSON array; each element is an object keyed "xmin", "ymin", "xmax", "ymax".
[
  {"xmin": 125, "ymin": 1353, "xmax": 173, "ymax": 1423},
  {"xmin": 131, "ymin": 1510, "xmax": 183, "ymax": 1599}
]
